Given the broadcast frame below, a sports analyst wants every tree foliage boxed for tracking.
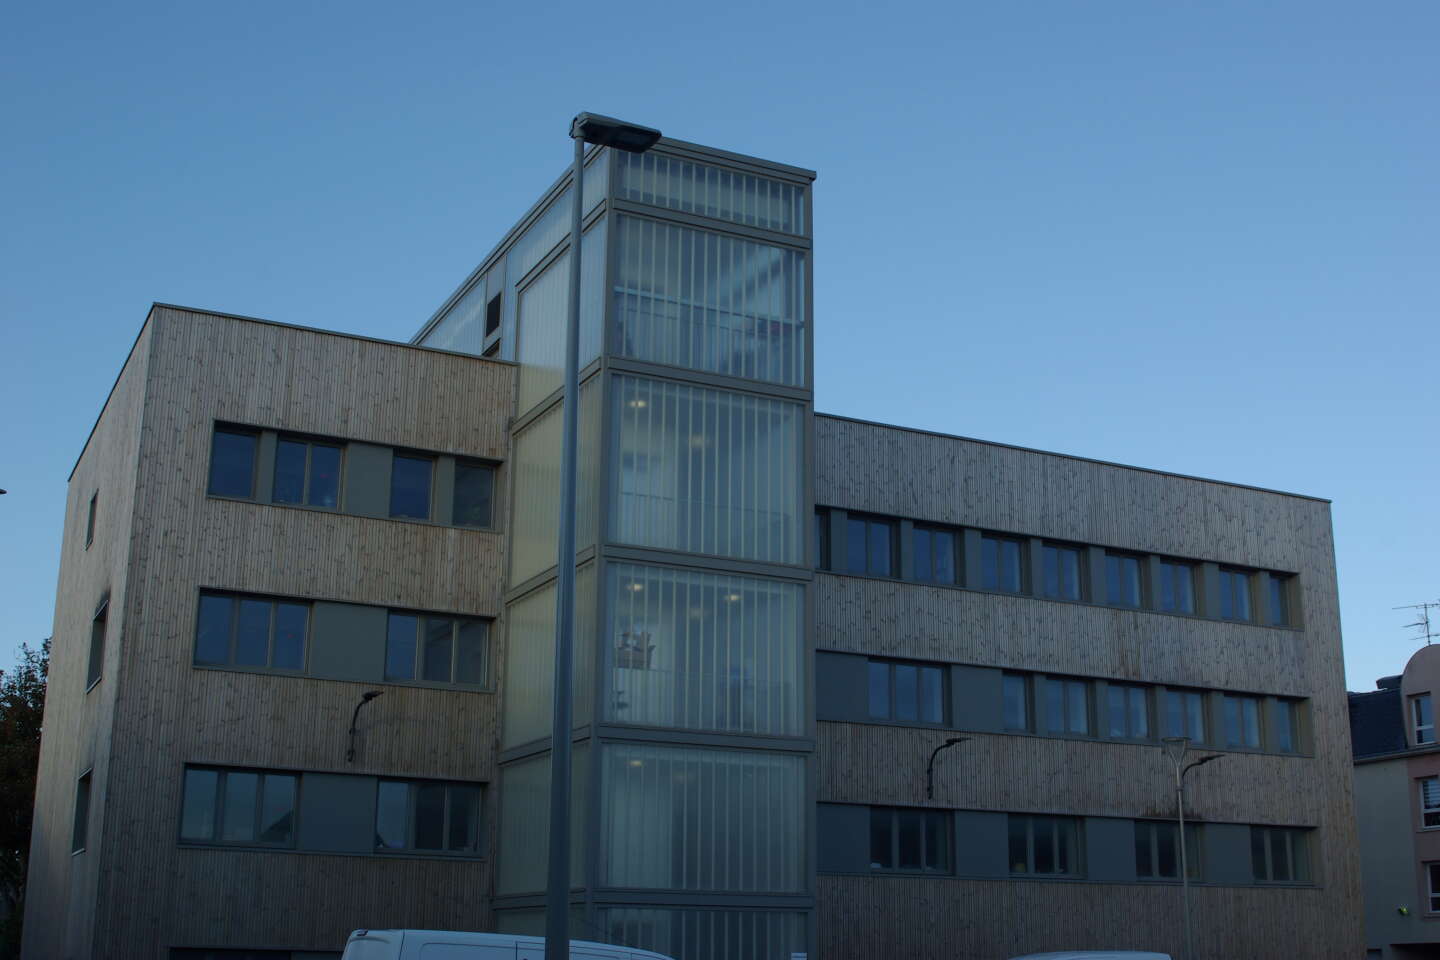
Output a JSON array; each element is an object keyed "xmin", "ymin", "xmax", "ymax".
[{"xmin": 0, "ymin": 639, "xmax": 48, "ymax": 958}]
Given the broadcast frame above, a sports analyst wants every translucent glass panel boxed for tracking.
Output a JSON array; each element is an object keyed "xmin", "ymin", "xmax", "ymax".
[
  {"xmin": 501, "ymin": 564, "xmax": 596, "ymax": 749},
  {"xmin": 422, "ymin": 274, "xmax": 487, "ymax": 355},
  {"xmin": 600, "ymin": 743, "xmax": 806, "ymax": 892},
  {"xmin": 495, "ymin": 747, "xmax": 588, "ymax": 894},
  {"xmin": 605, "ymin": 563, "xmax": 804, "ymax": 736},
  {"xmin": 509, "ymin": 379, "xmax": 599, "ymax": 585},
  {"xmin": 614, "ymin": 217, "xmax": 806, "ymax": 386},
  {"xmin": 601, "ymin": 907, "xmax": 807, "ymax": 960},
  {"xmin": 612, "ymin": 376, "xmax": 803, "ymax": 565},
  {"xmin": 508, "ymin": 151, "xmax": 610, "ymax": 291},
  {"xmin": 517, "ymin": 222, "xmax": 607, "ymax": 414},
  {"xmin": 615, "ymin": 151, "xmax": 806, "ymax": 236}
]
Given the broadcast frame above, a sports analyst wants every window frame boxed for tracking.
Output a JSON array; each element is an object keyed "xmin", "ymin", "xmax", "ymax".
[
  {"xmin": 388, "ymin": 451, "xmax": 436, "ymax": 521},
  {"xmin": 1267, "ymin": 574, "xmax": 1292, "ymax": 626},
  {"xmin": 72, "ymin": 769, "xmax": 92, "ymax": 854},
  {"xmin": 1104, "ymin": 551, "xmax": 1145, "ymax": 608},
  {"xmin": 86, "ymin": 598, "xmax": 108, "ymax": 692},
  {"xmin": 1274, "ymin": 698, "xmax": 1302, "ymax": 754},
  {"xmin": 1156, "ymin": 558, "xmax": 1197, "ymax": 614},
  {"xmin": 206, "ymin": 425, "xmax": 259, "ymax": 500},
  {"xmin": 866, "ymin": 658, "xmax": 948, "ymax": 726},
  {"xmin": 193, "ymin": 591, "xmax": 310, "ymax": 674},
  {"xmin": 374, "ymin": 779, "xmax": 484, "ymax": 857},
  {"xmin": 1105, "ymin": 682, "xmax": 1152, "ymax": 741},
  {"xmin": 178, "ymin": 766, "xmax": 299, "ymax": 849},
  {"xmin": 844, "ymin": 513, "xmax": 898, "ymax": 578},
  {"xmin": 85, "ymin": 490, "xmax": 97, "ymax": 548},
  {"xmin": 1134, "ymin": 819, "xmax": 1202, "ymax": 881},
  {"xmin": 1217, "ymin": 567, "xmax": 1254, "ymax": 622},
  {"xmin": 1222, "ymin": 693, "xmax": 1263, "ymax": 750},
  {"xmin": 979, "ymin": 532, "xmax": 1026, "ymax": 594},
  {"xmin": 1250, "ymin": 825, "xmax": 1311, "ymax": 884},
  {"xmin": 1420, "ymin": 777, "xmax": 1440, "ymax": 830},
  {"xmin": 1041, "ymin": 542, "xmax": 1086, "ymax": 602},
  {"xmin": 1428, "ymin": 862, "xmax": 1440, "ymax": 913},
  {"xmin": 1044, "ymin": 676, "xmax": 1092, "ymax": 737},
  {"xmin": 1413, "ymin": 693, "xmax": 1435, "ymax": 745},
  {"xmin": 271, "ymin": 434, "xmax": 344, "ymax": 510},
  {"xmin": 384, "ymin": 611, "xmax": 491, "ymax": 689},
  {"xmin": 1003, "ymin": 672, "xmax": 1032, "ymax": 732},
  {"xmin": 451, "ymin": 458, "xmax": 498, "ymax": 530},
  {"xmin": 868, "ymin": 806, "xmax": 953, "ymax": 874},
  {"xmin": 1008, "ymin": 814, "xmax": 1083, "ymax": 877},
  {"xmin": 1163, "ymin": 687, "xmax": 1208, "ymax": 744},
  {"xmin": 912, "ymin": 523, "xmax": 960, "ymax": 585}
]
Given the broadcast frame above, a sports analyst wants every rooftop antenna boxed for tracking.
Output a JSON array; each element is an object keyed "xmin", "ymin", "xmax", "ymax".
[{"xmin": 1395, "ymin": 600, "xmax": 1440, "ymax": 646}]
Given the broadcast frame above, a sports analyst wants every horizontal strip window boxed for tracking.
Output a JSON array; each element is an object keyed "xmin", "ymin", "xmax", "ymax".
[
  {"xmin": 195, "ymin": 592, "xmax": 308, "ymax": 672},
  {"xmin": 1009, "ymin": 814, "xmax": 1082, "ymax": 877},
  {"xmin": 180, "ymin": 767, "xmax": 297, "ymax": 848},
  {"xmin": 1251, "ymin": 825, "xmax": 1312, "ymax": 883},
  {"xmin": 205, "ymin": 422, "xmax": 497, "ymax": 531},
  {"xmin": 1135, "ymin": 820, "xmax": 1201, "ymax": 880},
  {"xmin": 385, "ymin": 612, "xmax": 489, "ymax": 688},
  {"xmin": 814, "ymin": 506, "xmax": 1299, "ymax": 628},
  {"xmin": 376, "ymin": 780, "xmax": 483, "ymax": 856},
  {"xmin": 870, "ymin": 806, "xmax": 951, "ymax": 874},
  {"xmin": 867, "ymin": 658, "xmax": 947, "ymax": 726}
]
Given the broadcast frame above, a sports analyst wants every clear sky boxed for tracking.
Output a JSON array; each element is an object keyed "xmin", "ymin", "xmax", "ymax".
[{"xmin": 2, "ymin": 1, "xmax": 1434, "ymax": 689}]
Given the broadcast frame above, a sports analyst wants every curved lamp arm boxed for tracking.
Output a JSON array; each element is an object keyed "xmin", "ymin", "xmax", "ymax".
[{"xmin": 925, "ymin": 737, "xmax": 970, "ymax": 800}]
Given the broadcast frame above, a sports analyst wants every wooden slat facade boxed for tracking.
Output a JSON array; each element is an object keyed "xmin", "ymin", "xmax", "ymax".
[{"xmin": 812, "ymin": 415, "xmax": 1363, "ymax": 960}]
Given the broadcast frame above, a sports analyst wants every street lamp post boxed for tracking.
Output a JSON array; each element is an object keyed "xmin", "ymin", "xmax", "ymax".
[
  {"xmin": 545, "ymin": 112, "xmax": 661, "ymax": 960},
  {"xmin": 1161, "ymin": 736, "xmax": 1221, "ymax": 960}
]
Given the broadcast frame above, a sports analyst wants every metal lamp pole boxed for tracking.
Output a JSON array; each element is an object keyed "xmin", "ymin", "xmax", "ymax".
[
  {"xmin": 925, "ymin": 737, "xmax": 969, "ymax": 800},
  {"xmin": 545, "ymin": 113, "xmax": 660, "ymax": 960},
  {"xmin": 1161, "ymin": 736, "xmax": 1221, "ymax": 960}
]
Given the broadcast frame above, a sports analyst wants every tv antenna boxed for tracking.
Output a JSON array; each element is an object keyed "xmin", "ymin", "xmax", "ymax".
[{"xmin": 1396, "ymin": 600, "xmax": 1440, "ymax": 645}]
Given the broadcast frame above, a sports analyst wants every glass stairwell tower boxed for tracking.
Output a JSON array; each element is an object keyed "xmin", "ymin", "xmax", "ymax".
[{"xmin": 419, "ymin": 137, "xmax": 817, "ymax": 960}]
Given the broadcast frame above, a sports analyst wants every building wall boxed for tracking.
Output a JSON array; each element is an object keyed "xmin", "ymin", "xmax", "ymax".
[
  {"xmin": 1356, "ymin": 757, "xmax": 1428, "ymax": 956},
  {"xmin": 23, "ymin": 322, "xmax": 153, "ymax": 960},
  {"xmin": 30, "ymin": 306, "xmax": 516, "ymax": 957},
  {"xmin": 812, "ymin": 414, "xmax": 1364, "ymax": 960}
]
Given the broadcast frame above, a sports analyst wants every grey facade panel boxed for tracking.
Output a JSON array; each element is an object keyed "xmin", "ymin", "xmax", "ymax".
[
  {"xmin": 310, "ymin": 601, "xmax": 387, "ymax": 682},
  {"xmin": 298, "ymin": 773, "xmax": 377, "ymax": 853},
  {"xmin": 816, "ymin": 803, "xmax": 869, "ymax": 874},
  {"xmin": 951, "ymin": 665, "xmax": 1003, "ymax": 734},
  {"xmin": 954, "ymin": 810, "xmax": 1008, "ymax": 878},
  {"xmin": 434, "ymin": 455, "xmax": 456, "ymax": 526},
  {"xmin": 1203, "ymin": 822, "xmax": 1254, "ymax": 886},
  {"xmin": 345, "ymin": 442, "xmax": 392, "ymax": 519},
  {"xmin": 1084, "ymin": 816, "xmax": 1137, "ymax": 883},
  {"xmin": 816, "ymin": 651, "xmax": 868, "ymax": 723}
]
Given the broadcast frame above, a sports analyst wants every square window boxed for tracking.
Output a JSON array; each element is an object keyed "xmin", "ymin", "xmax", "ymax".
[
  {"xmin": 1158, "ymin": 560, "xmax": 1196, "ymax": 614},
  {"xmin": 1134, "ymin": 821, "xmax": 1201, "ymax": 880},
  {"xmin": 1421, "ymin": 777, "xmax": 1440, "ymax": 829},
  {"xmin": 1008, "ymin": 814, "xmax": 1082, "ymax": 876},
  {"xmin": 1045, "ymin": 677, "xmax": 1090, "ymax": 736},
  {"xmin": 1105, "ymin": 553, "xmax": 1142, "ymax": 607},
  {"xmin": 273, "ymin": 437, "xmax": 342, "ymax": 509},
  {"xmin": 914, "ymin": 526, "xmax": 958, "ymax": 585},
  {"xmin": 980, "ymin": 534, "xmax": 1024, "ymax": 593},
  {"xmin": 846, "ymin": 515, "xmax": 896, "ymax": 578},
  {"xmin": 390, "ymin": 455, "xmax": 434, "ymax": 520},
  {"xmin": 1251, "ymin": 826, "xmax": 1310, "ymax": 883},
  {"xmin": 1107, "ymin": 684, "xmax": 1150, "ymax": 739},
  {"xmin": 867, "ymin": 659, "xmax": 947, "ymax": 725},
  {"xmin": 869, "ymin": 807, "xmax": 951, "ymax": 873},
  {"xmin": 1163, "ymin": 689, "xmax": 1207, "ymax": 743},
  {"xmin": 1042, "ymin": 544, "xmax": 1084, "ymax": 601},
  {"xmin": 1223, "ymin": 694, "xmax": 1262, "ymax": 749},
  {"xmin": 207, "ymin": 428, "xmax": 258, "ymax": 499}
]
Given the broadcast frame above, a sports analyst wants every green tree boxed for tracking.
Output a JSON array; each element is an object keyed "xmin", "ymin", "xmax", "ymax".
[{"xmin": 0, "ymin": 640, "xmax": 47, "ymax": 959}]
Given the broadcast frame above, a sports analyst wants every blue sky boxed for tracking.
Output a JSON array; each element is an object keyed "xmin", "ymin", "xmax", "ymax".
[{"xmin": 2, "ymin": 1, "xmax": 1435, "ymax": 688}]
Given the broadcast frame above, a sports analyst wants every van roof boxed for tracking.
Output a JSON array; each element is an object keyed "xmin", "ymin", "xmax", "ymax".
[{"xmin": 348, "ymin": 930, "xmax": 674, "ymax": 959}]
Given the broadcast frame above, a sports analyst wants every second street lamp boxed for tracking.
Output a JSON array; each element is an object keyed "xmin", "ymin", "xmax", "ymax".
[{"xmin": 1161, "ymin": 736, "xmax": 1222, "ymax": 960}]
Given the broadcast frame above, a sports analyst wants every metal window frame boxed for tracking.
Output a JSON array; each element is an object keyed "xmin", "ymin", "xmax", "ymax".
[
  {"xmin": 1135, "ymin": 820, "xmax": 1201, "ymax": 880},
  {"xmin": 272, "ymin": 434, "xmax": 345, "ymax": 510},
  {"xmin": 1157, "ymin": 558, "xmax": 1198, "ymax": 613},
  {"xmin": 388, "ymin": 451, "xmax": 436, "ymax": 521},
  {"xmin": 1420, "ymin": 777, "xmax": 1440, "ymax": 829},
  {"xmin": 375, "ymin": 778, "xmax": 484, "ymax": 857},
  {"xmin": 869, "ymin": 806, "xmax": 951, "ymax": 874},
  {"xmin": 195, "ymin": 590, "xmax": 311, "ymax": 674},
  {"xmin": 383, "ymin": 609, "xmax": 491, "ymax": 689},
  {"xmin": 180, "ymin": 766, "xmax": 299, "ymax": 849},
  {"xmin": 1011, "ymin": 814, "xmax": 1082, "ymax": 877},
  {"xmin": 452, "ymin": 457, "xmax": 499, "ymax": 530},
  {"xmin": 868, "ymin": 658, "xmax": 948, "ymax": 726}
]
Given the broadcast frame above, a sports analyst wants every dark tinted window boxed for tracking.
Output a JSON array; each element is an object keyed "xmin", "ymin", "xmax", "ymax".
[
  {"xmin": 208, "ymin": 429, "xmax": 257, "ymax": 499},
  {"xmin": 196, "ymin": 593, "xmax": 308, "ymax": 673},
  {"xmin": 385, "ymin": 613, "xmax": 419, "ymax": 681},
  {"xmin": 1268, "ymin": 575, "xmax": 1290, "ymax": 626},
  {"xmin": 980, "ymin": 535, "xmax": 1023, "ymax": 592},
  {"xmin": 452, "ymin": 461, "xmax": 495, "ymax": 528},
  {"xmin": 484, "ymin": 292, "xmax": 502, "ymax": 336},
  {"xmin": 846, "ymin": 515, "xmax": 896, "ymax": 577},
  {"xmin": 386, "ymin": 613, "xmax": 488, "ymax": 687},
  {"xmin": 390, "ymin": 455, "xmax": 433, "ymax": 520},
  {"xmin": 868, "ymin": 659, "xmax": 946, "ymax": 724},
  {"xmin": 273, "ymin": 438, "xmax": 342, "ymax": 509},
  {"xmin": 72, "ymin": 772, "xmax": 91, "ymax": 852},
  {"xmin": 1107, "ymin": 684, "xmax": 1149, "ymax": 739},
  {"xmin": 869, "ymin": 807, "xmax": 950, "ymax": 872},
  {"xmin": 377, "ymin": 781, "xmax": 482, "ymax": 855},
  {"xmin": 1003, "ymin": 673, "xmax": 1030, "ymax": 731},
  {"xmin": 1223, "ymin": 694, "xmax": 1262, "ymax": 748},
  {"xmin": 914, "ymin": 526, "xmax": 958, "ymax": 584},
  {"xmin": 1218, "ymin": 568, "xmax": 1252, "ymax": 621},
  {"xmin": 1042, "ymin": 544, "xmax": 1083, "ymax": 600},
  {"xmin": 1157, "ymin": 560, "xmax": 1195, "ymax": 613},
  {"xmin": 1164, "ymin": 689, "xmax": 1207, "ymax": 742},
  {"xmin": 87, "ymin": 604, "xmax": 107, "ymax": 688},
  {"xmin": 182, "ymin": 767, "xmax": 296, "ymax": 847},
  {"xmin": 1106, "ymin": 553, "xmax": 1142, "ymax": 607}
]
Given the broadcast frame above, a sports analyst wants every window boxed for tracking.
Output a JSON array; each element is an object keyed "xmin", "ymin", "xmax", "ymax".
[
  {"xmin": 484, "ymin": 292, "xmax": 502, "ymax": 336},
  {"xmin": 194, "ymin": 593, "xmax": 308, "ymax": 672},
  {"xmin": 1163, "ymin": 689, "xmax": 1207, "ymax": 743},
  {"xmin": 87, "ymin": 601, "xmax": 107, "ymax": 690},
  {"xmin": 180, "ymin": 767, "xmax": 296, "ymax": 847},
  {"xmin": 1008, "ymin": 815, "xmax": 1081, "ymax": 876},
  {"xmin": 85, "ymin": 491, "xmax": 97, "ymax": 547},
  {"xmin": 1157, "ymin": 560, "xmax": 1195, "ymax": 614},
  {"xmin": 1003, "ymin": 672, "xmax": 1032, "ymax": 732},
  {"xmin": 1275, "ymin": 699, "xmax": 1301, "ymax": 753},
  {"xmin": 1420, "ymin": 777, "xmax": 1440, "ymax": 829},
  {"xmin": 814, "ymin": 511, "xmax": 830, "ymax": 569},
  {"xmin": 868, "ymin": 659, "xmax": 946, "ymax": 725},
  {"xmin": 1414, "ymin": 694, "xmax": 1435, "ymax": 745},
  {"xmin": 72, "ymin": 770, "xmax": 92, "ymax": 853},
  {"xmin": 1218, "ymin": 567, "xmax": 1252, "ymax": 621},
  {"xmin": 385, "ymin": 612, "xmax": 489, "ymax": 687},
  {"xmin": 1041, "ymin": 543, "xmax": 1083, "ymax": 601},
  {"xmin": 389, "ymin": 454, "xmax": 434, "ymax": 520},
  {"xmin": 1223, "ymin": 694, "xmax": 1262, "ymax": 749},
  {"xmin": 1045, "ymin": 677, "xmax": 1091, "ymax": 735},
  {"xmin": 1429, "ymin": 863, "xmax": 1440, "ymax": 913},
  {"xmin": 1135, "ymin": 821, "xmax": 1201, "ymax": 880},
  {"xmin": 272, "ymin": 437, "xmax": 342, "ymax": 509},
  {"xmin": 375, "ymin": 780, "xmax": 482, "ymax": 855},
  {"xmin": 913, "ymin": 525, "xmax": 958, "ymax": 585},
  {"xmin": 869, "ymin": 807, "xmax": 951, "ymax": 873},
  {"xmin": 846, "ymin": 515, "xmax": 897, "ymax": 577},
  {"xmin": 980, "ymin": 534, "xmax": 1024, "ymax": 593},
  {"xmin": 1250, "ymin": 826, "xmax": 1310, "ymax": 883},
  {"xmin": 452, "ymin": 460, "xmax": 496, "ymax": 529},
  {"xmin": 1106, "ymin": 684, "xmax": 1150, "ymax": 739},
  {"xmin": 1105, "ymin": 552, "xmax": 1142, "ymax": 607},
  {"xmin": 208, "ymin": 427, "xmax": 258, "ymax": 499},
  {"xmin": 1268, "ymin": 575, "xmax": 1292, "ymax": 626}
]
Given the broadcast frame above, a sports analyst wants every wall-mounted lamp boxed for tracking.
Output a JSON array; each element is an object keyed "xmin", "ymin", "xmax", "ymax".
[
  {"xmin": 925, "ymin": 737, "xmax": 969, "ymax": 800},
  {"xmin": 346, "ymin": 690, "xmax": 384, "ymax": 764}
]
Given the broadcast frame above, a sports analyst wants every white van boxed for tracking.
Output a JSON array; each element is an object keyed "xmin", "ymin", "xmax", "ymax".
[
  {"xmin": 1007, "ymin": 953, "xmax": 1171, "ymax": 960},
  {"xmin": 341, "ymin": 930, "xmax": 676, "ymax": 960}
]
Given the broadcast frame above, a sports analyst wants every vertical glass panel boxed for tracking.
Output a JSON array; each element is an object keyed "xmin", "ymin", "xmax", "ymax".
[
  {"xmin": 421, "ymin": 275, "xmax": 487, "ymax": 355},
  {"xmin": 1129, "ymin": 687, "xmax": 1149, "ymax": 738},
  {"xmin": 1269, "ymin": 576, "xmax": 1289, "ymax": 625},
  {"xmin": 1046, "ymin": 680, "xmax": 1066, "ymax": 734},
  {"xmin": 308, "ymin": 444, "xmax": 341, "ymax": 508},
  {"xmin": 1272, "ymin": 830, "xmax": 1292, "ymax": 881},
  {"xmin": 496, "ymin": 750, "xmax": 586, "ymax": 893},
  {"xmin": 845, "ymin": 517, "xmax": 867, "ymax": 574},
  {"xmin": 448, "ymin": 785, "xmax": 482, "ymax": 853},
  {"xmin": 1172, "ymin": 563, "xmax": 1195, "ymax": 613},
  {"xmin": 180, "ymin": 769, "xmax": 218, "ymax": 841},
  {"xmin": 272, "ymin": 603, "xmax": 307, "ymax": 671},
  {"xmin": 272, "ymin": 439, "xmax": 307, "ymax": 504},
  {"xmin": 1033, "ymin": 817, "xmax": 1055, "ymax": 873},
  {"xmin": 913, "ymin": 528, "xmax": 932, "ymax": 582},
  {"xmin": 413, "ymin": 783, "xmax": 446, "ymax": 850},
  {"xmin": 452, "ymin": 461, "xmax": 494, "ymax": 529},
  {"xmin": 1107, "ymin": 554, "xmax": 1141, "ymax": 606},
  {"xmin": 1243, "ymin": 697, "xmax": 1261, "ymax": 747},
  {"xmin": 869, "ymin": 808, "xmax": 891, "ymax": 868},
  {"xmin": 385, "ymin": 613, "xmax": 418, "ymax": 681},
  {"xmin": 601, "ymin": 743, "xmax": 806, "ymax": 892},
  {"xmin": 868, "ymin": 661, "xmax": 890, "ymax": 720},
  {"xmin": 422, "ymin": 618, "xmax": 453, "ymax": 683},
  {"xmin": 981, "ymin": 537, "xmax": 998, "ymax": 589},
  {"xmin": 208, "ymin": 430, "xmax": 256, "ymax": 498},
  {"xmin": 932, "ymin": 530, "xmax": 956, "ymax": 584},
  {"xmin": 1057, "ymin": 818, "xmax": 1076, "ymax": 873},
  {"xmin": 516, "ymin": 222, "xmax": 606, "ymax": 416},
  {"xmin": 501, "ymin": 565, "xmax": 596, "ymax": 749},
  {"xmin": 1067, "ymin": 681, "xmax": 1089, "ymax": 734},
  {"xmin": 1156, "ymin": 822, "xmax": 1177, "ymax": 878},
  {"xmin": 921, "ymin": 667, "xmax": 944, "ymax": 724},
  {"xmin": 508, "ymin": 381, "xmax": 598, "ymax": 586},
  {"xmin": 615, "ymin": 151, "xmax": 806, "ymax": 234},
  {"xmin": 195, "ymin": 594, "xmax": 232, "ymax": 665},
  {"xmin": 1107, "ymin": 686, "xmax": 1127, "ymax": 737},
  {"xmin": 389, "ymin": 456, "xmax": 432, "ymax": 520},
  {"xmin": 258, "ymin": 774, "xmax": 295, "ymax": 845},
  {"xmin": 1164, "ymin": 690, "xmax": 1183, "ymax": 738},
  {"xmin": 1291, "ymin": 830, "xmax": 1309, "ymax": 882},
  {"xmin": 1251, "ymin": 828, "xmax": 1268, "ymax": 880},
  {"xmin": 868, "ymin": 521, "xmax": 893, "ymax": 577},
  {"xmin": 896, "ymin": 810, "xmax": 922, "ymax": 870},
  {"xmin": 924, "ymin": 811, "xmax": 950, "ymax": 871},
  {"xmin": 613, "ymin": 376, "xmax": 803, "ymax": 565},
  {"xmin": 221, "ymin": 772, "xmax": 258, "ymax": 842},
  {"xmin": 606, "ymin": 563, "xmax": 804, "ymax": 735},
  {"xmin": 1276, "ymin": 701, "xmax": 1296, "ymax": 753},
  {"xmin": 455, "ymin": 621, "xmax": 487, "ymax": 686},
  {"xmin": 376, "ymin": 781, "xmax": 409, "ymax": 849},
  {"xmin": 1008, "ymin": 816, "xmax": 1028, "ymax": 873},
  {"xmin": 1003, "ymin": 674, "xmax": 1028, "ymax": 731},
  {"xmin": 235, "ymin": 599, "xmax": 270, "ymax": 667},
  {"xmin": 1224, "ymin": 697, "xmax": 1240, "ymax": 746},
  {"xmin": 612, "ymin": 216, "xmax": 807, "ymax": 386},
  {"xmin": 600, "ymin": 907, "xmax": 808, "ymax": 960},
  {"xmin": 893, "ymin": 664, "xmax": 918, "ymax": 722}
]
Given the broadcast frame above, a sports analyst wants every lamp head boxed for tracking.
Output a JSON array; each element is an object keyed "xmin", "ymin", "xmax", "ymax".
[
  {"xmin": 362, "ymin": 690, "xmax": 383, "ymax": 702},
  {"xmin": 1162, "ymin": 736, "xmax": 1190, "ymax": 765},
  {"xmin": 571, "ymin": 113, "xmax": 662, "ymax": 153}
]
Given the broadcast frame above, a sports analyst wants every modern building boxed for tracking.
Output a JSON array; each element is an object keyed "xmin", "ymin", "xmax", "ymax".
[
  {"xmin": 25, "ymin": 130, "xmax": 1364, "ymax": 960},
  {"xmin": 1351, "ymin": 645, "xmax": 1440, "ymax": 959}
]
